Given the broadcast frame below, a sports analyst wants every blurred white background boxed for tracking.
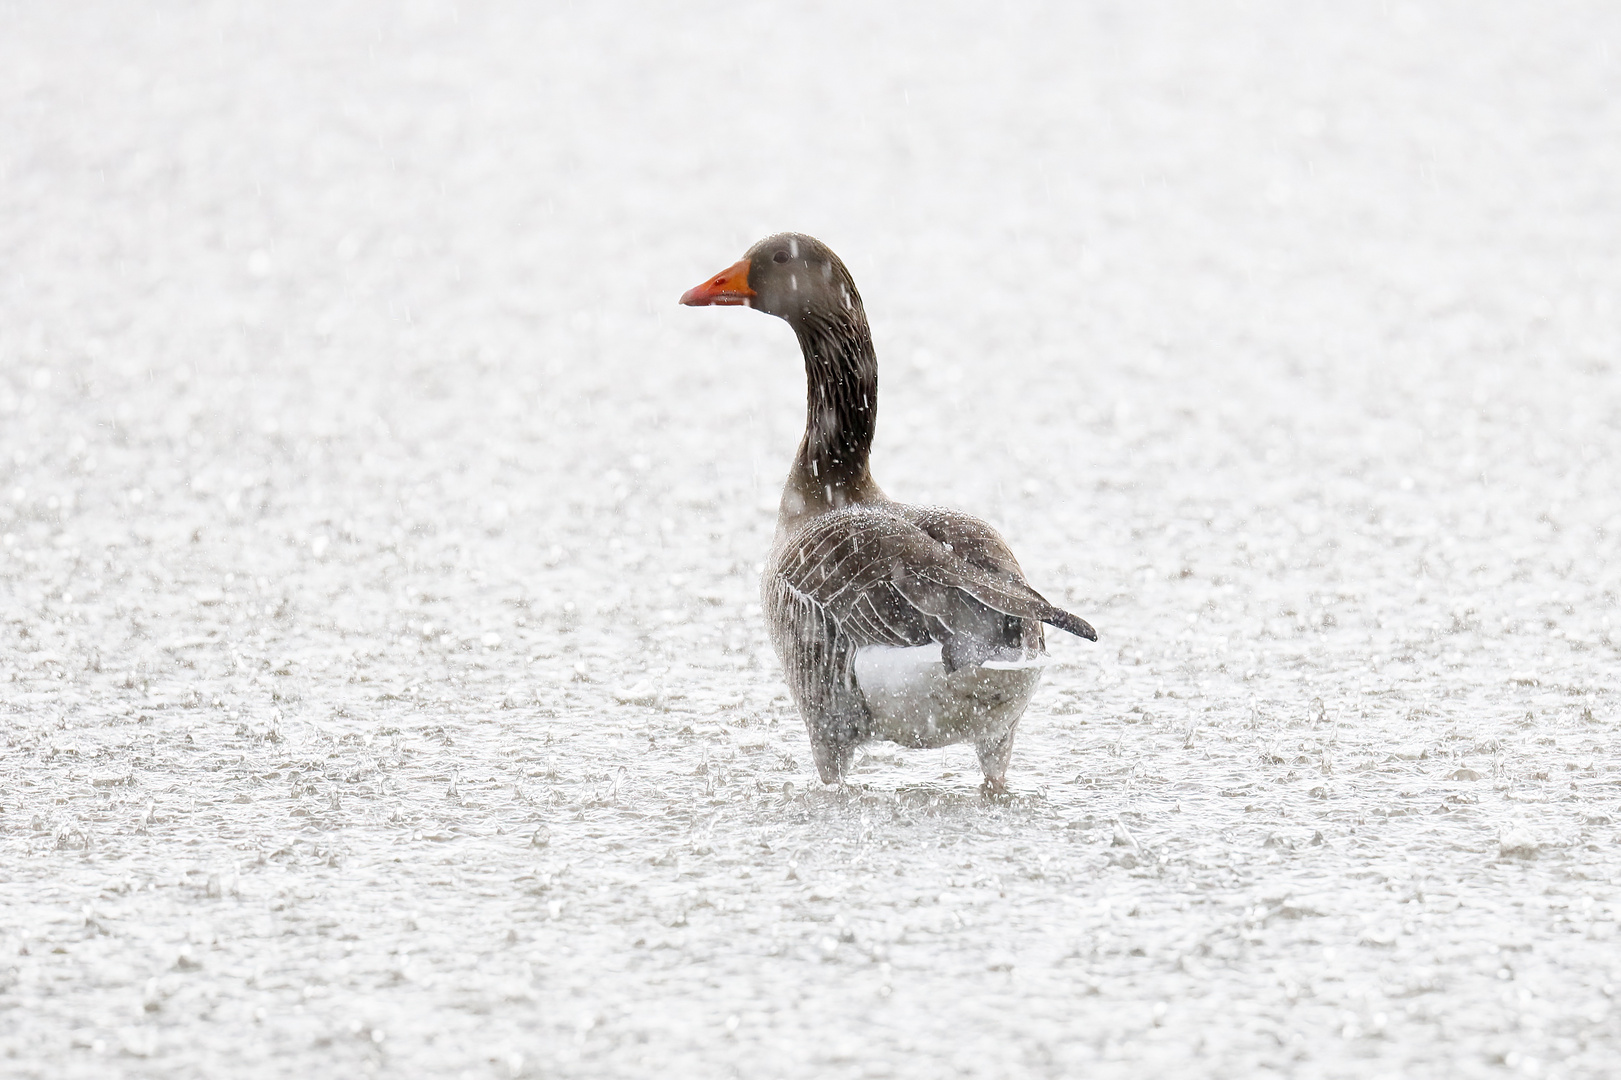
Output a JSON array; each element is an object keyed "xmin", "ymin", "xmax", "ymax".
[{"xmin": 2, "ymin": 3, "xmax": 1619, "ymax": 1077}]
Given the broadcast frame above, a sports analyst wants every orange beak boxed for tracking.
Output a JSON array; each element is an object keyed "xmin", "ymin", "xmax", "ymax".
[{"xmin": 680, "ymin": 258, "xmax": 755, "ymax": 307}]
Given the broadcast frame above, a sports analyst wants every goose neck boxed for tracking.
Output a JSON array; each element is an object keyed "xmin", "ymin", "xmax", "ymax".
[{"xmin": 778, "ymin": 309, "xmax": 884, "ymax": 529}]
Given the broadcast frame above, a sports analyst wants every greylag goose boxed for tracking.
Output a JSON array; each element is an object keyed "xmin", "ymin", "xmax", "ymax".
[{"xmin": 681, "ymin": 233, "xmax": 1096, "ymax": 793}]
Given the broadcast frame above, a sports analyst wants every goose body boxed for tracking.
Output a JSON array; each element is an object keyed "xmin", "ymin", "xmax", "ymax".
[{"xmin": 682, "ymin": 233, "xmax": 1096, "ymax": 791}]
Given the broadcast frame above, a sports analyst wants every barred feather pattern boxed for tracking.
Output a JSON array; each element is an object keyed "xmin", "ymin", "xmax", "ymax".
[{"xmin": 762, "ymin": 502, "xmax": 1096, "ymax": 780}]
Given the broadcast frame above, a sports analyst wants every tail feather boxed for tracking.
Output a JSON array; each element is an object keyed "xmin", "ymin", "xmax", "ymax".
[{"xmin": 1042, "ymin": 607, "xmax": 1098, "ymax": 641}]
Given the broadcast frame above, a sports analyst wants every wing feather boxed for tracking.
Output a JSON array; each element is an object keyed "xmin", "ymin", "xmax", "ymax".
[{"xmin": 768, "ymin": 506, "xmax": 1096, "ymax": 657}]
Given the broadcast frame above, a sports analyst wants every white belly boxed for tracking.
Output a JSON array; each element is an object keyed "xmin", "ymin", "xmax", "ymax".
[{"xmin": 852, "ymin": 643, "xmax": 1044, "ymax": 750}]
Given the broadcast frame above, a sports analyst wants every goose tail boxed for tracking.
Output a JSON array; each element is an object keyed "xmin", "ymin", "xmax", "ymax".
[{"xmin": 1042, "ymin": 607, "xmax": 1098, "ymax": 642}]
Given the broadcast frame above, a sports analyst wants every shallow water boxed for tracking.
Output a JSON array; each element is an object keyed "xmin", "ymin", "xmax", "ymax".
[{"xmin": 2, "ymin": 2, "xmax": 1620, "ymax": 1077}]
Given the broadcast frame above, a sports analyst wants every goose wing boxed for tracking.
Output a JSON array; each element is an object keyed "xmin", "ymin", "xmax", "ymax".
[
  {"xmin": 770, "ymin": 506, "xmax": 1097, "ymax": 663},
  {"xmin": 895, "ymin": 505, "xmax": 1100, "ymax": 643}
]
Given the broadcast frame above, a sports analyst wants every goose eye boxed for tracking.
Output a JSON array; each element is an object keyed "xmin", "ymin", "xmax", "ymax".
[{"xmin": 773, "ymin": 250, "xmax": 790, "ymax": 264}]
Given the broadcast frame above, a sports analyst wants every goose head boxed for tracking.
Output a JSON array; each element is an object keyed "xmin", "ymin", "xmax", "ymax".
[{"xmin": 680, "ymin": 233, "xmax": 862, "ymax": 325}]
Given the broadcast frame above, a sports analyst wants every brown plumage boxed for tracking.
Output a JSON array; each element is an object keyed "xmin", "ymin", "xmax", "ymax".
[{"xmin": 682, "ymin": 233, "xmax": 1096, "ymax": 792}]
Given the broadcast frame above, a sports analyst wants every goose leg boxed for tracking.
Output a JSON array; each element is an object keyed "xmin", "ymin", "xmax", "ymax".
[
  {"xmin": 806, "ymin": 723, "xmax": 856, "ymax": 784},
  {"xmin": 975, "ymin": 720, "xmax": 1020, "ymax": 794}
]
